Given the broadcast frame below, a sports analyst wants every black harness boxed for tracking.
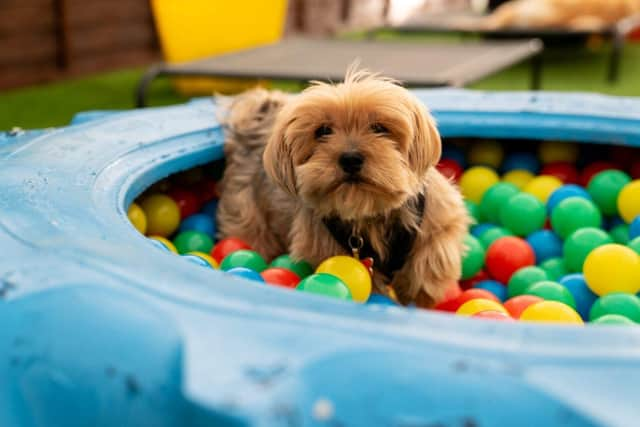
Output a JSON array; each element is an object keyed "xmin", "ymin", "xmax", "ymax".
[{"xmin": 322, "ymin": 193, "xmax": 426, "ymax": 279}]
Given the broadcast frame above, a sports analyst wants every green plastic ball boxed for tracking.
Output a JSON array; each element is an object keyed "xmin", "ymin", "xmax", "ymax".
[
  {"xmin": 465, "ymin": 200, "xmax": 481, "ymax": 223},
  {"xmin": 629, "ymin": 236, "xmax": 640, "ymax": 255},
  {"xmin": 461, "ymin": 234, "xmax": 485, "ymax": 280},
  {"xmin": 551, "ymin": 197, "xmax": 602, "ymax": 239},
  {"xmin": 507, "ymin": 266, "xmax": 549, "ymax": 298},
  {"xmin": 589, "ymin": 292, "xmax": 640, "ymax": 322},
  {"xmin": 563, "ymin": 227, "xmax": 614, "ymax": 272},
  {"xmin": 499, "ymin": 192, "xmax": 546, "ymax": 236},
  {"xmin": 479, "ymin": 182, "xmax": 519, "ymax": 224},
  {"xmin": 539, "ymin": 257, "xmax": 568, "ymax": 281},
  {"xmin": 296, "ymin": 273, "xmax": 352, "ymax": 300},
  {"xmin": 220, "ymin": 249, "xmax": 268, "ymax": 272},
  {"xmin": 173, "ymin": 230, "xmax": 214, "ymax": 255},
  {"xmin": 478, "ymin": 226, "xmax": 513, "ymax": 249},
  {"xmin": 270, "ymin": 254, "xmax": 314, "ymax": 279},
  {"xmin": 609, "ymin": 224, "xmax": 630, "ymax": 244},
  {"xmin": 525, "ymin": 280, "xmax": 577, "ymax": 309},
  {"xmin": 587, "ymin": 170, "xmax": 631, "ymax": 216},
  {"xmin": 591, "ymin": 314, "xmax": 635, "ymax": 325}
]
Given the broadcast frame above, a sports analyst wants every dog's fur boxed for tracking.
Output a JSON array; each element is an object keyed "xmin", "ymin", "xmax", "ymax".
[
  {"xmin": 217, "ymin": 69, "xmax": 470, "ymax": 307},
  {"xmin": 482, "ymin": 0, "xmax": 640, "ymax": 31}
]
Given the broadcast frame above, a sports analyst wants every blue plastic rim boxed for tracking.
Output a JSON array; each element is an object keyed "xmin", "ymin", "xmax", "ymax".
[{"xmin": 1, "ymin": 90, "xmax": 640, "ymax": 427}]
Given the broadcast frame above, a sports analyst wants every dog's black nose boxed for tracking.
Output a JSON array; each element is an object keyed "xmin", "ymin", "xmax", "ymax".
[{"xmin": 339, "ymin": 152, "xmax": 364, "ymax": 174}]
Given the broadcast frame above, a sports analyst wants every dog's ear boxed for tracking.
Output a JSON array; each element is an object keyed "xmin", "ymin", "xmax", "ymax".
[
  {"xmin": 263, "ymin": 115, "xmax": 298, "ymax": 196},
  {"xmin": 407, "ymin": 98, "xmax": 442, "ymax": 177}
]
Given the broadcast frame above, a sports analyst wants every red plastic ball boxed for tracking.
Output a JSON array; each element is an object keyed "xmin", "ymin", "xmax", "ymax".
[
  {"xmin": 168, "ymin": 188, "xmax": 201, "ymax": 219},
  {"xmin": 485, "ymin": 237, "xmax": 535, "ymax": 284},
  {"xmin": 434, "ymin": 288, "xmax": 500, "ymax": 312},
  {"xmin": 196, "ymin": 179, "xmax": 219, "ymax": 203},
  {"xmin": 503, "ymin": 295, "xmax": 544, "ymax": 318},
  {"xmin": 261, "ymin": 267, "xmax": 301, "ymax": 288},
  {"xmin": 436, "ymin": 159, "xmax": 464, "ymax": 182},
  {"xmin": 459, "ymin": 269, "xmax": 489, "ymax": 290},
  {"xmin": 580, "ymin": 162, "xmax": 616, "ymax": 186},
  {"xmin": 472, "ymin": 310, "xmax": 515, "ymax": 321},
  {"xmin": 433, "ymin": 282, "xmax": 463, "ymax": 310},
  {"xmin": 540, "ymin": 161, "xmax": 579, "ymax": 184},
  {"xmin": 210, "ymin": 237, "xmax": 252, "ymax": 264}
]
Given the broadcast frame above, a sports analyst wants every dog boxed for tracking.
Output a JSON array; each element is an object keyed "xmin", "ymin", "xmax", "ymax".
[{"xmin": 217, "ymin": 68, "xmax": 470, "ymax": 307}]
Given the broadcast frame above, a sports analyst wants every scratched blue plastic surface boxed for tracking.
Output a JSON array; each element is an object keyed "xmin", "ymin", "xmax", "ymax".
[{"xmin": 1, "ymin": 89, "xmax": 640, "ymax": 427}]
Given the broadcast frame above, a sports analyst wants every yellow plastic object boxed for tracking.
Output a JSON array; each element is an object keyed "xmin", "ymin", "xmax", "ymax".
[
  {"xmin": 140, "ymin": 194, "xmax": 181, "ymax": 237},
  {"xmin": 149, "ymin": 236, "xmax": 178, "ymax": 254},
  {"xmin": 459, "ymin": 166, "xmax": 500, "ymax": 204},
  {"xmin": 618, "ymin": 180, "xmax": 640, "ymax": 223},
  {"xmin": 522, "ymin": 175, "xmax": 563, "ymax": 204},
  {"xmin": 127, "ymin": 203, "xmax": 147, "ymax": 235},
  {"xmin": 583, "ymin": 244, "xmax": 640, "ymax": 296},
  {"xmin": 520, "ymin": 301, "xmax": 584, "ymax": 325},
  {"xmin": 150, "ymin": 0, "xmax": 287, "ymax": 94},
  {"xmin": 316, "ymin": 256, "xmax": 372, "ymax": 303},
  {"xmin": 456, "ymin": 299, "xmax": 508, "ymax": 317},
  {"xmin": 187, "ymin": 251, "xmax": 219, "ymax": 269},
  {"xmin": 502, "ymin": 169, "xmax": 534, "ymax": 190}
]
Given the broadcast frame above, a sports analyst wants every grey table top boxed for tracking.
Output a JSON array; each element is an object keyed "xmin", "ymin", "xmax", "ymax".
[{"xmin": 157, "ymin": 37, "xmax": 542, "ymax": 87}]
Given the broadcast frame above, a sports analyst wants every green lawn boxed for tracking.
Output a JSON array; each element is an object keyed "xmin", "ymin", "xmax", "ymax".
[{"xmin": 1, "ymin": 38, "xmax": 639, "ymax": 131}]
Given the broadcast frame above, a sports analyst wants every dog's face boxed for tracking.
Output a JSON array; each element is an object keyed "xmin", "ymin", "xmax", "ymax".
[{"xmin": 263, "ymin": 71, "xmax": 441, "ymax": 220}]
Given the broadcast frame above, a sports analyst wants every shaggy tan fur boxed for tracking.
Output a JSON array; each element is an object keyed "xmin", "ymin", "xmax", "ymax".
[{"xmin": 218, "ymin": 69, "xmax": 470, "ymax": 307}]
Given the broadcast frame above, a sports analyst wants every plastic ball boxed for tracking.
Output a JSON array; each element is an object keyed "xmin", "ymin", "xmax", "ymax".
[
  {"xmin": 127, "ymin": 203, "xmax": 147, "ymax": 234},
  {"xmin": 507, "ymin": 266, "xmax": 549, "ymax": 298},
  {"xmin": 201, "ymin": 199, "xmax": 219, "ymax": 217},
  {"xmin": 479, "ymin": 183, "xmax": 519, "ymax": 223},
  {"xmin": 540, "ymin": 161, "xmax": 579, "ymax": 184},
  {"xmin": 296, "ymin": 273, "xmax": 352, "ymax": 300},
  {"xmin": 523, "ymin": 175, "xmax": 563, "ymax": 204},
  {"xmin": 173, "ymin": 230, "xmax": 214, "ymax": 255},
  {"xmin": 270, "ymin": 254, "xmax": 314, "ymax": 279},
  {"xmin": 546, "ymin": 184, "xmax": 591, "ymax": 215},
  {"xmin": 316, "ymin": 256, "xmax": 372, "ymax": 303},
  {"xmin": 503, "ymin": 295, "xmax": 544, "ymax": 318},
  {"xmin": 589, "ymin": 292, "xmax": 640, "ymax": 322},
  {"xmin": 456, "ymin": 299, "xmax": 508, "ymax": 316},
  {"xmin": 591, "ymin": 314, "xmax": 635, "ymax": 325},
  {"xmin": 502, "ymin": 169, "xmax": 535, "ymax": 189},
  {"xmin": 459, "ymin": 166, "xmax": 500, "ymax": 204},
  {"xmin": 519, "ymin": 301, "xmax": 583, "ymax": 324},
  {"xmin": 148, "ymin": 236, "xmax": 178, "ymax": 253},
  {"xmin": 587, "ymin": 170, "xmax": 631, "ymax": 216},
  {"xmin": 186, "ymin": 251, "xmax": 219, "ymax": 268},
  {"xmin": 629, "ymin": 216, "xmax": 640, "ymax": 240},
  {"xmin": 168, "ymin": 188, "xmax": 201, "ymax": 219},
  {"xmin": 226, "ymin": 267, "xmax": 265, "ymax": 283},
  {"xmin": 584, "ymin": 244, "xmax": 640, "ymax": 296},
  {"xmin": 459, "ymin": 270, "xmax": 490, "ymax": 290},
  {"xmin": 220, "ymin": 249, "xmax": 268, "ymax": 272},
  {"xmin": 485, "ymin": 237, "xmax": 535, "ymax": 284},
  {"xmin": 140, "ymin": 194, "xmax": 181, "ymax": 237},
  {"xmin": 610, "ymin": 224, "xmax": 630, "ymax": 244},
  {"xmin": 550, "ymin": 197, "xmax": 602, "ymax": 239},
  {"xmin": 471, "ymin": 223, "xmax": 495, "ymax": 238},
  {"xmin": 211, "ymin": 238, "xmax": 252, "ymax": 264},
  {"xmin": 434, "ymin": 288, "xmax": 499, "ymax": 312},
  {"xmin": 181, "ymin": 253, "xmax": 214, "ymax": 268},
  {"xmin": 629, "ymin": 236, "xmax": 640, "ymax": 255},
  {"xmin": 618, "ymin": 180, "xmax": 640, "ymax": 223},
  {"xmin": 538, "ymin": 141, "xmax": 578, "ymax": 164},
  {"xmin": 367, "ymin": 294, "xmax": 398, "ymax": 306},
  {"xmin": 502, "ymin": 153, "xmax": 540, "ymax": 174},
  {"xmin": 563, "ymin": 227, "xmax": 613, "ymax": 272},
  {"xmin": 179, "ymin": 213, "xmax": 216, "ymax": 238},
  {"xmin": 580, "ymin": 161, "xmax": 617, "ymax": 186},
  {"xmin": 473, "ymin": 280, "xmax": 507, "ymax": 302},
  {"xmin": 461, "ymin": 234, "xmax": 485, "ymax": 280},
  {"xmin": 524, "ymin": 280, "xmax": 576, "ymax": 308},
  {"xmin": 468, "ymin": 140, "xmax": 503, "ymax": 168},
  {"xmin": 526, "ymin": 230, "xmax": 562, "ymax": 264},
  {"xmin": 436, "ymin": 159, "xmax": 464, "ymax": 182},
  {"xmin": 539, "ymin": 257, "xmax": 568, "ymax": 281},
  {"xmin": 478, "ymin": 226, "xmax": 513, "ymax": 249},
  {"xmin": 499, "ymin": 193, "xmax": 546, "ymax": 236},
  {"xmin": 558, "ymin": 274, "xmax": 597, "ymax": 320},
  {"xmin": 464, "ymin": 200, "xmax": 481, "ymax": 223},
  {"xmin": 261, "ymin": 267, "xmax": 301, "ymax": 288},
  {"xmin": 472, "ymin": 311, "xmax": 514, "ymax": 321}
]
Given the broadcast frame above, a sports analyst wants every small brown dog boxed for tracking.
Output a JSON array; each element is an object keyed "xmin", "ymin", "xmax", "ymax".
[{"xmin": 217, "ymin": 69, "xmax": 470, "ymax": 307}]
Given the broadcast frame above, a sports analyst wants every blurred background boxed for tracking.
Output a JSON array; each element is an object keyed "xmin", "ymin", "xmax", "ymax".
[{"xmin": 1, "ymin": 0, "xmax": 639, "ymax": 130}]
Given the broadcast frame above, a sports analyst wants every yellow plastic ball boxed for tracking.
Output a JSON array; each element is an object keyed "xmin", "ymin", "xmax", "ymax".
[
  {"xmin": 522, "ymin": 175, "xmax": 563, "ymax": 203},
  {"xmin": 149, "ymin": 236, "xmax": 178, "ymax": 253},
  {"xmin": 187, "ymin": 251, "xmax": 219, "ymax": 269},
  {"xmin": 468, "ymin": 141, "xmax": 504, "ymax": 168},
  {"xmin": 316, "ymin": 256, "xmax": 372, "ymax": 303},
  {"xmin": 520, "ymin": 301, "xmax": 583, "ymax": 324},
  {"xmin": 502, "ymin": 169, "xmax": 535, "ymax": 190},
  {"xmin": 140, "ymin": 194, "xmax": 181, "ymax": 237},
  {"xmin": 456, "ymin": 299, "xmax": 508, "ymax": 316},
  {"xmin": 459, "ymin": 166, "xmax": 500, "ymax": 204},
  {"xmin": 618, "ymin": 180, "xmax": 640, "ymax": 223},
  {"xmin": 127, "ymin": 202, "xmax": 147, "ymax": 235},
  {"xmin": 583, "ymin": 244, "xmax": 640, "ymax": 296},
  {"xmin": 539, "ymin": 141, "xmax": 579, "ymax": 164}
]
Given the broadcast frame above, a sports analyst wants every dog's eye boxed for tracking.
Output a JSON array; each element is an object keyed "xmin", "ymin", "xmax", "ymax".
[
  {"xmin": 314, "ymin": 125, "xmax": 333, "ymax": 139},
  {"xmin": 370, "ymin": 123, "xmax": 389, "ymax": 134}
]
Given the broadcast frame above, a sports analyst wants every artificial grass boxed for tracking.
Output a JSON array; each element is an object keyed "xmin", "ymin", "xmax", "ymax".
[{"xmin": 1, "ymin": 38, "xmax": 639, "ymax": 131}]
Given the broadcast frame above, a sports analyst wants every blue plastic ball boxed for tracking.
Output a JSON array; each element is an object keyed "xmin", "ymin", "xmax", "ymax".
[
  {"xmin": 502, "ymin": 152, "xmax": 540, "ymax": 174},
  {"xmin": 181, "ymin": 254, "xmax": 213, "ymax": 268},
  {"xmin": 474, "ymin": 280, "xmax": 508, "ymax": 302},
  {"xmin": 526, "ymin": 230, "xmax": 563, "ymax": 264},
  {"xmin": 442, "ymin": 145, "xmax": 466, "ymax": 167},
  {"xmin": 630, "ymin": 216, "xmax": 640, "ymax": 240},
  {"xmin": 558, "ymin": 273, "xmax": 598, "ymax": 320},
  {"xmin": 367, "ymin": 294, "xmax": 398, "ymax": 306},
  {"xmin": 471, "ymin": 223, "xmax": 496, "ymax": 238},
  {"xmin": 179, "ymin": 213, "xmax": 216, "ymax": 238},
  {"xmin": 200, "ymin": 199, "xmax": 219, "ymax": 217},
  {"xmin": 226, "ymin": 267, "xmax": 265, "ymax": 283},
  {"xmin": 547, "ymin": 184, "xmax": 591, "ymax": 215}
]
